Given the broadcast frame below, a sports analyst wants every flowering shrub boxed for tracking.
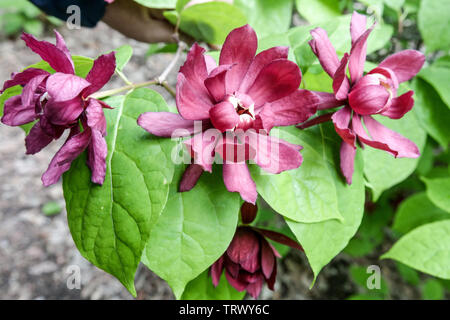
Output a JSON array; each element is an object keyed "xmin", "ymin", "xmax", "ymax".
[{"xmin": 1, "ymin": 0, "xmax": 449, "ymax": 300}]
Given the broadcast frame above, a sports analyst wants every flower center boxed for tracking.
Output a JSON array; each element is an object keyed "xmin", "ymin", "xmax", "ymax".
[{"xmin": 227, "ymin": 93, "xmax": 255, "ymax": 131}]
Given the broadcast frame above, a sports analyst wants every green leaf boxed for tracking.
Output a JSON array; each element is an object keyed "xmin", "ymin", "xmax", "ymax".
[
  {"xmin": 23, "ymin": 19, "xmax": 44, "ymax": 36},
  {"xmin": 413, "ymin": 78, "xmax": 450, "ymax": 149},
  {"xmin": 362, "ymin": 108, "xmax": 426, "ymax": 201},
  {"xmin": 396, "ymin": 262, "xmax": 420, "ymax": 286},
  {"xmin": 42, "ymin": 201, "xmax": 62, "ymax": 216},
  {"xmin": 142, "ymin": 166, "xmax": 240, "ymax": 299},
  {"xmin": 63, "ymin": 88, "xmax": 176, "ymax": 296},
  {"xmin": 384, "ymin": 0, "xmax": 405, "ymax": 11},
  {"xmin": 112, "ymin": 45, "xmax": 133, "ymax": 71},
  {"xmin": 234, "ymin": 0, "xmax": 294, "ymax": 38},
  {"xmin": 134, "ymin": 0, "xmax": 176, "ymax": 9},
  {"xmin": 393, "ymin": 192, "xmax": 449, "ymax": 234},
  {"xmin": 419, "ymin": 66, "xmax": 450, "ymax": 109},
  {"xmin": 382, "ymin": 220, "xmax": 450, "ymax": 279},
  {"xmin": 422, "ymin": 278, "xmax": 444, "ymax": 300},
  {"xmin": 418, "ymin": 0, "xmax": 450, "ymax": 52},
  {"xmin": 422, "ymin": 176, "xmax": 450, "ymax": 214},
  {"xmin": 146, "ymin": 43, "xmax": 178, "ymax": 57},
  {"xmin": 1, "ymin": 13, "xmax": 25, "ymax": 35},
  {"xmin": 349, "ymin": 265, "xmax": 389, "ymax": 296},
  {"xmin": 250, "ymin": 126, "xmax": 344, "ymax": 223},
  {"xmin": 284, "ymin": 124, "xmax": 365, "ymax": 282},
  {"xmin": 164, "ymin": 2, "xmax": 247, "ymax": 44},
  {"xmin": 295, "ymin": 0, "xmax": 340, "ymax": 23},
  {"xmin": 181, "ymin": 270, "xmax": 245, "ymax": 300}
]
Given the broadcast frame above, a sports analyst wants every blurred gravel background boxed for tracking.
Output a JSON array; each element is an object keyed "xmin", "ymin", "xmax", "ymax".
[{"xmin": 0, "ymin": 22, "xmax": 421, "ymax": 300}]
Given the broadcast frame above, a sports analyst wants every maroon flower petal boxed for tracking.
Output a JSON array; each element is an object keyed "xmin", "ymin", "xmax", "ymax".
[
  {"xmin": 225, "ymin": 270, "xmax": 247, "ymax": 292},
  {"xmin": 254, "ymin": 228, "xmax": 303, "ymax": 251},
  {"xmin": 204, "ymin": 64, "xmax": 234, "ymax": 102},
  {"xmin": 21, "ymin": 32, "xmax": 74, "ymax": 74},
  {"xmin": 258, "ymin": 90, "xmax": 318, "ymax": 131},
  {"xmin": 239, "ymin": 46, "xmax": 289, "ymax": 93},
  {"xmin": 223, "ymin": 163, "xmax": 258, "ymax": 204},
  {"xmin": 209, "ymin": 101, "xmax": 240, "ymax": 132},
  {"xmin": 378, "ymin": 50, "xmax": 425, "ymax": 83},
  {"xmin": 41, "ymin": 128, "xmax": 91, "ymax": 186},
  {"xmin": 25, "ymin": 121, "xmax": 54, "ymax": 155},
  {"xmin": 348, "ymin": 84, "xmax": 390, "ymax": 115},
  {"xmin": 353, "ymin": 115, "xmax": 420, "ymax": 158},
  {"xmin": 350, "ymin": 11, "xmax": 367, "ymax": 46},
  {"xmin": 179, "ymin": 164, "xmax": 204, "ymax": 192},
  {"xmin": 184, "ymin": 131, "xmax": 221, "ymax": 172},
  {"xmin": 246, "ymin": 275, "xmax": 264, "ymax": 299},
  {"xmin": 84, "ymin": 52, "xmax": 116, "ymax": 97},
  {"xmin": 54, "ymin": 30, "xmax": 75, "ymax": 72},
  {"xmin": 2, "ymin": 68, "xmax": 49, "ymax": 92},
  {"xmin": 247, "ymin": 59, "xmax": 302, "ymax": 108},
  {"xmin": 331, "ymin": 106, "xmax": 356, "ymax": 146},
  {"xmin": 87, "ymin": 129, "xmax": 107, "ymax": 185},
  {"xmin": 227, "ymin": 227, "xmax": 260, "ymax": 271},
  {"xmin": 333, "ymin": 53, "xmax": 350, "ymax": 100},
  {"xmin": 348, "ymin": 23, "xmax": 375, "ymax": 83},
  {"xmin": 219, "ymin": 24, "xmax": 258, "ymax": 94},
  {"xmin": 86, "ymin": 99, "xmax": 107, "ymax": 134},
  {"xmin": 381, "ymin": 91, "xmax": 414, "ymax": 119},
  {"xmin": 267, "ymin": 258, "xmax": 277, "ymax": 290},
  {"xmin": 204, "ymin": 54, "xmax": 217, "ymax": 74},
  {"xmin": 44, "ymin": 96, "xmax": 84, "ymax": 125},
  {"xmin": 46, "ymin": 73, "xmax": 90, "ymax": 102},
  {"xmin": 260, "ymin": 239, "xmax": 275, "ymax": 279},
  {"xmin": 137, "ymin": 111, "xmax": 198, "ymax": 138},
  {"xmin": 340, "ymin": 141, "xmax": 356, "ymax": 185},
  {"xmin": 21, "ymin": 74, "xmax": 48, "ymax": 107},
  {"xmin": 313, "ymin": 91, "xmax": 345, "ymax": 110},
  {"xmin": 176, "ymin": 73, "xmax": 213, "ymax": 120},
  {"xmin": 1, "ymin": 95, "xmax": 36, "ymax": 126},
  {"xmin": 211, "ymin": 256, "xmax": 224, "ymax": 287},
  {"xmin": 309, "ymin": 28, "xmax": 340, "ymax": 78}
]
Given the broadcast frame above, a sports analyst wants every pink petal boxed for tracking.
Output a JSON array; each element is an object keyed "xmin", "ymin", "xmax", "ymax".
[
  {"xmin": 2, "ymin": 68, "xmax": 49, "ymax": 92},
  {"xmin": 21, "ymin": 32, "xmax": 74, "ymax": 74},
  {"xmin": 1, "ymin": 95, "xmax": 36, "ymax": 126},
  {"xmin": 176, "ymin": 73, "xmax": 213, "ymax": 120},
  {"xmin": 137, "ymin": 111, "xmax": 198, "ymax": 138},
  {"xmin": 86, "ymin": 99, "xmax": 107, "ymax": 134},
  {"xmin": 261, "ymin": 239, "xmax": 275, "ymax": 279},
  {"xmin": 222, "ymin": 163, "xmax": 257, "ymax": 204},
  {"xmin": 211, "ymin": 256, "xmax": 224, "ymax": 287},
  {"xmin": 209, "ymin": 101, "xmax": 240, "ymax": 132},
  {"xmin": 84, "ymin": 52, "xmax": 116, "ymax": 97},
  {"xmin": 313, "ymin": 91, "xmax": 345, "ymax": 110},
  {"xmin": 258, "ymin": 90, "xmax": 318, "ymax": 131},
  {"xmin": 184, "ymin": 131, "xmax": 221, "ymax": 172},
  {"xmin": 378, "ymin": 50, "xmax": 425, "ymax": 83},
  {"xmin": 331, "ymin": 106, "xmax": 356, "ymax": 146},
  {"xmin": 348, "ymin": 84, "xmax": 390, "ymax": 115},
  {"xmin": 46, "ymin": 73, "xmax": 90, "ymax": 102},
  {"xmin": 368, "ymin": 67, "xmax": 399, "ymax": 91},
  {"xmin": 87, "ymin": 129, "xmax": 107, "ymax": 185},
  {"xmin": 348, "ymin": 23, "xmax": 375, "ymax": 83},
  {"xmin": 44, "ymin": 96, "xmax": 84, "ymax": 125},
  {"xmin": 54, "ymin": 30, "xmax": 74, "ymax": 72},
  {"xmin": 215, "ymin": 133, "xmax": 256, "ymax": 164},
  {"xmin": 204, "ymin": 64, "xmax": 234, "ymax": 102},
  {"xmin": 219, "ymin": 24, "xmax": 258, "ymax": 94},
  {"xmin": 239, "ymin": 46, "xmax": 289, "ymax": 93},
  {"xmin": 21, "ymin": 74, "xmax": 48, "ymax": 107},
  {"xmin": 247, "ymin": 59, "xmax": 302, "ymax": 108},
  {"xmin": 204, "ymin": 54, "xmax": 217, "ymax": 74},
  {"xmin": 352, "ymin": 115, "xmax": 420, "ymax": 158},
  {"xmin": 350, "ymin": 11, "xmax": 367, "ymax": 46},
  {"xmin": 41, "ymin": 128, "xmax": 91, "ymax": 186},
  {"xmin": 381, "ymin": 91, "xmax": 414, "ymax": 119},
  {"xmin": 179, "ymin": 164, "xmax": 204, "ymax": 192},
  {"xmin": 340, "ymin": 141, "xmax": 356, "ymax": 185},
  {"xmin": 25, "ymin": 121, "xmax": 54, "ymax": 154},
  {"xmin": 333, "ymin": 53, "xmax": 350, "ymax": 100},
  {"xmin": 254, "ymin": 228, "xmax": 303, "ymax": 251},
  {"xmin": 247, "ymin": 131, "xmax": 303, "ymax": 174},
  {"xmin": 309, "ymin": 28, "xmax": 340, "ymax": 78}
]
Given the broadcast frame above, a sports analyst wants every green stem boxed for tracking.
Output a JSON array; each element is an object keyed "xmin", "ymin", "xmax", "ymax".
[{"xmin": 89, "ymin": 80, "xmax": 158, "ymax": 100}]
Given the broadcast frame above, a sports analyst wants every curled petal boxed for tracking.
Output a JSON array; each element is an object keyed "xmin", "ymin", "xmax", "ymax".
[
  {"xmin": 219, "ymin": 24, "xmax": 258, "ymax": 94},
  {"xmin": 225, "ymin": 271, "xmax": 247, "ymax": 292},
  {"xmin": 211, "ymin": 257, "xmax": 224, "ymax": 287},
  {"xmin": 313, "ymin": 91, "xmax": 345, "ymax": 110},
  {"xmin": 204, "ymin": 54, "xmax": 218, "ymax": 74},
  {"xmin": 2, "ymin": 68, "xmax": 49, "ymax": 92},
  {"xmin": 350, "ymin": 11, "xmax": 367, "ymax": 46},
  {"xmin": 246, "ymin": 275, "xmax": 264, "ymax": 299},
  {"xmin": 21, "ymin": 32, "xmax": 74, "ymax": 74},
  {"xmin": 379, "ymin": 50, "xmax": 425, "ymax": 83},
  {"xmin": 179, "ymin": 164, "xmax": 204, "ymax": 192},
  {"xmin": 176, "ymin": 73, "xmax": 213, "ymax": 120},
  {"xmin": 348, "ymin": 23, "xmax": 375, "ymax": 83},
  {"xmin": 340, "ymin": 141, "xmax": 356, "ymax": 185},
  {"xmin": 1, "ymin": 95, "xmax": 36, "ymax": 126},
  {"xmin": 184, "ymin": 130, "xmax": 221, "ymax": 172},
  {"xmin": 261, "ymin": 239, "xmax": 276, "ymax": 279},
  {"xmin": 204, "ymin": 64, "xmax": 234, "ymax": 102},
  {"xmin": 21, "ymin": 74, "xmax": 48, "ymax": 107},
  {"xmin": 86, "ymin": 99, "xmax": 107, "ymax": 134},
  {"xmin": 46, "ymin": 73, "xmax": 90, "ymax": 102},
  {"xmin": 348, "ymin": 84, "xmax": 390, "ymax": 115},
  {"xmin": 87, "ymin": 129, "xmax": 107, "ymax": 185},
  {"xmin": 332, "ymin": 106, "xmax": 355, "ymax": 146},
  {"xmin": 309, "ymin": 28, "xmax": 340, "ymax": 77},
  {"xmin": 381, "ymin": 91, "xmax": 414, "ymax": 119},
  {"xmin": 54, "ymin": 30, "xmax": 75, "ymax": 72},
  {"xmin": 44, "ymin": 96, "xmax": 84, "ymax": 125},
  {"xmin": 209, "ymin": 101, "xmax": 240, "ymax": 132},
  {"xmin": 84, "ymin": 52, "xmax": 116, "ymax": 97},
  {"xmin": 247, "ymin": 59, "xmax": 301, "ymax": 108},
  {"xmin": 137, "ymin": 111, "xmax": 198, "ymax": 138},
  {"xmin": 25, "ymin": 121, "xmax": 54, "ymax": 154},
  {"xmin": 227, "ymin": 227, "xmax": 260, "ymax": 272},
  {"xmin": 254, "ymin": 228, "xmax": 303, "ymax": 251},
  {"xmin": 223, "ymin": 163, "xmax": 258, "ymax": 204},
  {"xmin": 333, "ymin": 53, "xmax": 350, "ymax": 100}
]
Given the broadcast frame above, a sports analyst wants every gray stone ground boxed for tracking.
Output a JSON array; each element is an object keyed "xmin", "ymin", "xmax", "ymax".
[{"xmin": 0, "ymin": 23, "xmax": 420, "ymax": 300}]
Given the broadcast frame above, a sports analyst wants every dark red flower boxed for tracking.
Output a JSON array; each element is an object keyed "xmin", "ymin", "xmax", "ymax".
[
  {"xmin": 300, "ymin": 12, "xmax": 425, "ymax": 184},
  {"xmin": 1, "ymin": 31, "xmax": 116, "ymax": 186},
  {"xmin": 138, "ymin": 25, "xmax": 318, "ymax": 203},
  {"xmin": 211, "ymin": 226, "xmax": 302, "ymax": 299}
]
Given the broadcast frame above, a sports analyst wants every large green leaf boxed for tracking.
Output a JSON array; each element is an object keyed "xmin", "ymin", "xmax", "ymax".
[
  {"xmin": 393, "ymin": 192, "xmax": 450, "ymax": 234},
  {"xmin": 362, "ymin": 109, "xmax": 427, "ymax": 201},
  {"xmin": 142, "ymin": 165, "xmax": 240, "ymax": 299},
  {"xmin": 412, "ymin": 78, "xmax": 450, "ymax": 149},
  {"xmin": 164, "ymin": 2, "xmax": 247, "ymax": 44},
  {"xmin": 134, "ymin": 0, "xmax": 176, "ymax": 9},
  {"xmin": 63, "ymin": 88, "xmax": 176, "ymax": 296},
  {"xmin": 422, "ymin": 176, "xmax": 450, "ymax": 214},
  {"xmin": 250, "ymin": 126, "xmax": 344, "ymax": 223},
  {"xmin": 111, "ymin": 44, "xmax": 133, "ymax": 71},
  {"xmin": 181, "ymin": 270, "xmax": 246, "ymax": 300},
  {"xmin": 418, "ymin": 0, "xmax": 450, "ymax": 52},
  {"xmin": 295, "ymin": 0, "xmax": 340, "ymax": 23},
  {"xmin": 285, "ymin": 123, "xmax": 365, "ymax": 281},
  {"xmin": 234, "ymin": 0, "xmax": 294, "ymax": 38},
  {"xmin": 419, "ymin": 66, "xmax": 450, "ymax": 109},
  {"xmin": 382, "ymin": 220, "xmax": 450, "ymax": 279}
]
